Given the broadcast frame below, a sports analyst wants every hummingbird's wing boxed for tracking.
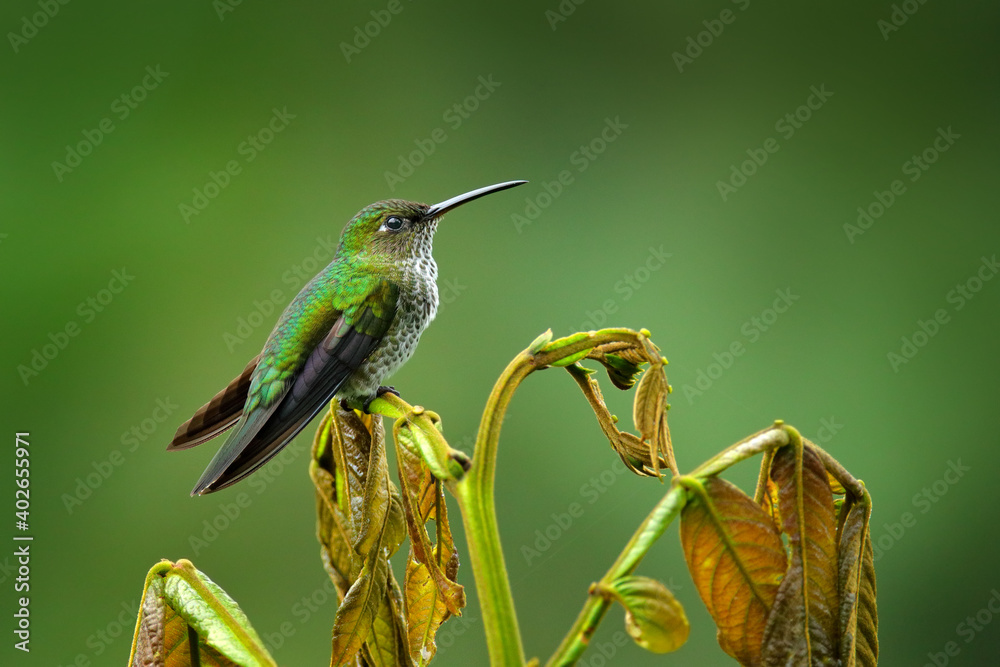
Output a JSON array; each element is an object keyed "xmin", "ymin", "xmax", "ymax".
[
  {"xmin": 166, "ymin": 354, "xmax": 261, "ymax": 451},
  {"xmin": 190, "ymin": 280, "xmax": 399, "ymax": 495}
]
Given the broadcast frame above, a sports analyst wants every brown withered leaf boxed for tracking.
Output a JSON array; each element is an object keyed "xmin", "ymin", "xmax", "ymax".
[
  {"xmin": 599, "ymin": 576, "xmax": 690, "ymax": 654},
  {"xmin": 395, "ymin": 421, "xmax": 465, "ymax": 662},
  {"xmin": 336, "ymin": 409, "xmax": 391, "ymax": 557},
  {"xmin": 565, "ymin": 364, "xmax": 668, "ymax": 476},
  {"xmin": 679, "ymin": 477, "xmax": 787, "ymax": 666},
  {"xmin": 311, "ymin": 412, "xmax": 360, "ymax": 595},
  {"xmin": 856, "ymin": 536, "xmax": 878, "ymax": 666},
  {"xmin": 330, "ymin": 472, "xmax": 407, "ymax": 666},
  {"xmin": 396, "ymin": 424, "xmax": 463, "ymax": 608},
  {"xmin": 316, "ymin": 407, "xmax": 407, "ymax": 667},
  {"xmin": 313, "ymin": 463, "xmax": 358, "ymax": 594},
  {"xmin": 632, "ymin": 363, "xmax": 674, "ymax": 477},
  {"xmin": 761, "ymin": 444, "xmax": 840, "ymax": 666},
  {"xmin": 331, "ymin": 409, "xmax": 371, "ymax": 515},
  {"xmin": 596, "ymin": 341, "xmax": 648, "ymax": 366},
  {"xmin": 617, "ymin": 432, "xmax": 668, "ymax": 476},
  {"xmin": 836, "ymin": 498, "xmax": 878, "ymax": 667}
]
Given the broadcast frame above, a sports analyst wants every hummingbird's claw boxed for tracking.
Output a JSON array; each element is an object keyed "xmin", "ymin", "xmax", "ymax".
[{"xmin": 362, "ymin": 386, "xmax": 400, "ymax": 413}]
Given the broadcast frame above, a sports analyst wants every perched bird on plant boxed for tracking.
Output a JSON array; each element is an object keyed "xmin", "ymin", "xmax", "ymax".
[{"xmin": 167, "ymin": 180, "xmax": 526, "ymax": 495}]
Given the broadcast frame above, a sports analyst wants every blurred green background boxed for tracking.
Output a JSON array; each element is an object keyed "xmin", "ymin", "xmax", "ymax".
[{"xmin": 3, "ymin": 1, "xmax": 999, "ymax": 664}]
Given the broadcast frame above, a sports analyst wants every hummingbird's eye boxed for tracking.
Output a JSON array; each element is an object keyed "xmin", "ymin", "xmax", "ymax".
[{"xmin": 383, "ymin": 215, "xmax": 405, "ymax": 232}]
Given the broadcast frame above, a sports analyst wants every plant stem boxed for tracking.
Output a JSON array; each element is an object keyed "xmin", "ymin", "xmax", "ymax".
[
  {"xmin": 449, "ymin": 328, "xmax": 651, "ymax": 667},
  {"xmin": 808, "ymin": 438, "xmax": 867, "ymax": 499},
  {"xmin": 754, "ymin": 448, "xmax": 777, "ymax": 504},
  {"xmin": 373, "ymin": 328, "xmax": 656, "ymax": 667},
  {"xmin": 690, "ymin": 424, "xmax": 790, "ymax": 479},
  {"xmin": 452, "ymin": 351, "xmax": 533, "ymax": 667},
  {"xmin": 373, "ymin": 387, "xmax": 529, "ymax": 664},
  {"xmin": 545, "ymin": 484, "xmax": 688, "ymax": 666},
  {"xmin": 547, "ymin": 422, "xmax": 794, "ymax": 666}
]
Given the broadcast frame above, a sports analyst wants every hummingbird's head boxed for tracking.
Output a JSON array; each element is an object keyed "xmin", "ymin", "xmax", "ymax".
[{"xmin": 338, "ymin": 181, "xmax": 527, "ymax": 266}]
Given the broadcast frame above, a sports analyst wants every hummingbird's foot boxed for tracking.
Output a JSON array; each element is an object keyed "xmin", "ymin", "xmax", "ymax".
[{"xmin": 362, "ymin": 386, "xmax": 400, "ymax": 413}]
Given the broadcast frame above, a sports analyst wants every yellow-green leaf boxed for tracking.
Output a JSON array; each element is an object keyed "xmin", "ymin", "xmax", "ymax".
[
  {"xmin": 127, "ymin": 559, "xmax": 276, "ymax": 667},
  {"xmin": 394, "ymin": 415, "xmax": 465, "ymax": 482},
  {"xmin": 600, "ymin": 576, "xmax": 689, "ymax": 653}
]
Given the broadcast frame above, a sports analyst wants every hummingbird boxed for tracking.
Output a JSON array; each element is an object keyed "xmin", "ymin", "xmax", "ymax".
[{"xmin": 168, "ymin": 180, "xmax": 527, "ymax": 496}]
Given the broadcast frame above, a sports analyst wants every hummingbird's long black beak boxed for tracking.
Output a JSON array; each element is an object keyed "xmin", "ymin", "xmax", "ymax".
[{"xmin": 424, "ymin": 180, "xmax": 527, "ymax": 220}]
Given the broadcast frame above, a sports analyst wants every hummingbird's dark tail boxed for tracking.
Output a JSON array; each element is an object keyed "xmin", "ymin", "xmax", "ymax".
[
  {"xmin": 190, "ymin": 311, "xmax": 386, "ymax": 495},
  {"xmin": 166, "ymin": 354, "xmax": 260, "ymax": 451}
]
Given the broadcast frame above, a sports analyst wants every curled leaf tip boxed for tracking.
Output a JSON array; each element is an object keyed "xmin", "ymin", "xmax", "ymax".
[
  {"xmin": 601, "ymin": 576, "xmax": 690, "ymax": 654},
  {"xmin": 528, "ymin": 329, "xmax": 554, "ymax": 353},
  {"xmin": 128, "ymin": 558, "xmax": 278, "ymax": 667},
  {"xmin": 587, "ymin": 349, "xmax": 644, "ymax": 390}
]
